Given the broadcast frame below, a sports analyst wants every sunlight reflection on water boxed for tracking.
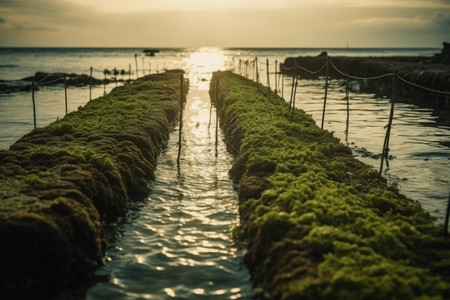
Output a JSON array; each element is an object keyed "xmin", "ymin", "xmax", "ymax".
[
  {"xmin": 87, "ymin": 49, "xmax": 252, "ymax": 299},
  {"xmin": 184, "ymin": 47, "xmax": 228, "ymax": 90}
]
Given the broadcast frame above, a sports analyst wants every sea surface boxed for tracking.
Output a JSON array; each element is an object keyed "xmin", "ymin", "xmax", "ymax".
[{"xmin": 1, "ymin": 47, "xmax": 449, "ymax": 298}]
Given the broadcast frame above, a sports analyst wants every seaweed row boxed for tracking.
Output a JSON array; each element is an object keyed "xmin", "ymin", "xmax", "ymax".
[
  {"xmin": 210, "ymin": 71, "xmax": 450, "ymax": 300},
  {"xmin": 0, "ymin": 69, "xmax": 188, "ymax": 297}
]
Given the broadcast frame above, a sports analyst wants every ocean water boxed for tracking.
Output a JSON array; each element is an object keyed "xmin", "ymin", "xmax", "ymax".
[{"xmin": 1, "ymin": 47, "xmax": 449, "ymax": 298}]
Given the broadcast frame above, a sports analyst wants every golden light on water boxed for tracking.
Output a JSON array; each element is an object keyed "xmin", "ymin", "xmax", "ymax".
[{"xmin": 184, "ymin": 47, "xmax": 228, "ymax": 90}]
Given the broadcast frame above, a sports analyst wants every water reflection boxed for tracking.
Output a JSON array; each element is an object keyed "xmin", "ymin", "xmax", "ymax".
[
  {"xmin": 87, "ymin": 59, "xmax": 252, "ymax": 299},
  {"xmin": 184, "ymin": 48, "xmax": 228, "ymax": 90}
]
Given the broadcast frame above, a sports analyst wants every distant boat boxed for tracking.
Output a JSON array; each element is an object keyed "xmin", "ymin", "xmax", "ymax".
[{"xmin": 143, "ymin": 49, "xmax": 160, "ymax": 56}]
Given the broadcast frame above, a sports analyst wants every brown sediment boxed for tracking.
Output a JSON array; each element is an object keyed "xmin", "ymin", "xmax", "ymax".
[
  {"xmin": 0, "ymin": 70, "xmax": 188, "ymax": 297},
  {"xmin": 211, "ymin": 71, "xmax": 450, "ymax": 299}
]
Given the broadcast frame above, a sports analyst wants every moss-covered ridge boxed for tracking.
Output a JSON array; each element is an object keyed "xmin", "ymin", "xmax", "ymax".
[
  {"xmin": 210, "ymin": 71, "xmax": 450, "ymax": 300},
  {"xmin": 0, "ymin": 70, "xmax": 188, "ymax": 297}
]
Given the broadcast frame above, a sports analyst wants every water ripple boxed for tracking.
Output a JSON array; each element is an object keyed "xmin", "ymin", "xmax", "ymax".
[{"xmin": 87, "ymin": 86, "xmax": 252, "ymax": 299}]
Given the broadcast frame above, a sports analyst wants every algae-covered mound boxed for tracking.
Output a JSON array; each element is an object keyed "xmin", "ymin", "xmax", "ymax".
[
  {"xmin": 210, "ymin": 71, "xmax": 450, "ymax": 300},
  {"xmin": 0, "ymin": 70, "xmax": 187, "ymax": 297}
]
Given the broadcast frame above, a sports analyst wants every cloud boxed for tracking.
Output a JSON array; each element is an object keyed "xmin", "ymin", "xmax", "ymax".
[
  {"xmin": 0, "ymin": 0, "xmax": 449, "ymax": 47},
  {"xmin": 346, "ymin": 10, "xmax": 450, "ymax": 33}
]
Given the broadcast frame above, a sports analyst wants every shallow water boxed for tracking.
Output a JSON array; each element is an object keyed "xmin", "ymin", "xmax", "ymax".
[
  {"xmin": 86, "ymin": 55, "xmax": 252, "ymax": 299},
  {"xmin": 1, "ymin": 47, "xmax": 449, "ymax": 297}
]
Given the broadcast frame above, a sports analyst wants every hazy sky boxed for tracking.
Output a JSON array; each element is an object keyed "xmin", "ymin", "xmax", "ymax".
[{"xmin": 0, "ymin": 0, "xmax": 449, "ymax": 47}]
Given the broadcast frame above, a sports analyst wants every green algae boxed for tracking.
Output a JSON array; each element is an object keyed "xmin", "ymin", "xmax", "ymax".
[
  {"xmin": 210, "ymin": 71, "xmax": 450, "ymax": 300},
  {"xmin": 0, "ymin": 70, "xmax": 187, "ymax": 297}
]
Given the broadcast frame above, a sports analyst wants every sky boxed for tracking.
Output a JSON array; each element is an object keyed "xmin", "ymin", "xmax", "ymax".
[{"xmin": 0, "ymin": 0, "xmax": 449, "ymax": 48}]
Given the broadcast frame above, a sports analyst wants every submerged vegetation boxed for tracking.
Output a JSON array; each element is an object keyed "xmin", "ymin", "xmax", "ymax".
[
  {"xmin": 0, "ymin": 70, "xmax": 187, "ymax": 297},
  {"xmin": 210, "ymin": 71, "xmax": 450, "ymax": 299}
]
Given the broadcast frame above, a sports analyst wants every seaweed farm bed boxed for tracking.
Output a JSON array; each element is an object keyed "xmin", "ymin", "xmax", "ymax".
[
  {"xmin": 0, "ymin": 70, "xmax": 187, "ymax": 297},
  {"xmin": 210, "ymin": 71, "xmax": 450, "ymax": 299}
]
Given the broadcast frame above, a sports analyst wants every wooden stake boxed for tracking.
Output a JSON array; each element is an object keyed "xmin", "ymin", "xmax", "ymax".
[
  {"xmin": 32, "ymin": 81, "xmax": 36, "ymax": 129},
  {"xmin": 135, "ymin": 54, "xmax": 139, "ymax": 79},
  {"xmin": 89, "ymin": 67, "xmax": 93, "ymax": 101},
  {"xmin": 275, "ymin": 60, "xmax": 278, "ymax": 94},
  {"xmin": 345, "ymin": 74, "xmax": 350, "ymax": 142},
  {"xmin": 444, "ymin": 192, "xmax": 450, "ymax": 237},
  {"xmin": 215, "ymin": 78, "xmax": 219, "ymax": 156},
  {"xmin": 289, "ymin": 74, "xmax": 295, "ymax": 111},
  {"xmin": 64, "ymin": 75, "xmax": 68, "ymax": 115},
  {"xmin": 266, "ymin": 59, "xmax": 271, "ymax": 100},
  {"xmin": 379, "ymin": 71, "xmax": 397, "ymax": 177},
  {"xmin": 292, "ymin": 75, "xmax": 299, "ymax": 118},
  {"xmin": 255, "ymin": 57, "xmax": 260, "ymax": 92},
  {"xmin": 142, "ymin": 56, "xmax": 145, "ymax": 75},
  {"xmin": 321, "ymin": 56, "xmax": 329, "ymax": 130},
  {"xmin": 177, "ymin": 74, "xmax": 184, "ymax": 165}
]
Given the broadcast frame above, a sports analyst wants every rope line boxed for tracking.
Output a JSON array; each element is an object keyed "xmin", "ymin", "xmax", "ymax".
[
  {"xmin": 328, "ymin": 58, "xmax": 395, "ymax": 80},
  {"xmin": 398, "ymin": 76, "xmax": 450, "ymax": 96},
  {"xmin": 280, "ymin": 61, "xmax": 327, "ymax": 75},
  {"xmin": 35, "ymin": 76, "xmax": 65, "ymax": 86},
  {"xmin": 274, "ymin": 56, "xmax": 449, "ymax": 96},
  {"xmin": 34, "ymin": 73, "xmax": 59, "ymax": 85}
]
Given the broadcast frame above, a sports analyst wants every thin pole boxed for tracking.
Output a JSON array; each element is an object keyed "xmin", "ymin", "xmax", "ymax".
[
  {"xmin": 135, "ymin": 54, "xmax": 139, "ymax": 79},
  {"xmin": 142, "ymin": 57, "xmax": 145, "ymax": 75},
  {"xmin": 177, "ymin": 74, "xmax": 184, "ymax": 165},
  {"xmin": 209, "ymin": 78, "xmax": 214, "ymax": 128},
  {"xmin": 64, "ymin": 75, "xmax": 68, "ymax": 116},
  {"xmin": 128, "ymin": 64, "xmax": 131, "ymax": 81},
  {"xmin": 245, "ymin": 61, "xmax": 248, "ymax": 80},
  {"xmin": 345, "ymin": 74, "xmax": 350, "ymax": 142},
  {"xmin": 292, "ymin": 75, "xmax": 298, "ymax": 118},
  {"xmin": 103, "ymin": 70, "xmax": 107, "ymax": 95},
  {"xmin": 215, "ymin": 78, "xmax": 219, "ymax": 156},
  {"xmin": 379, "ymin": 71, "xmax": 397, "ymax": 177},
  {"xmin": 266, "ymin": 58, "xmax": 271, "ymax": 100},
  {"xmin": 445, "ymin": 192, "xmax": 450, "ymax": 237},
  {"xmin": 321, "ymin": 56, "xmax": 329, "ymax": 130},
  {"xmin": 289, "ymin": 74, "xmax": 295, "ymax": 111},
  {"xmin": 32, "ymin": 81, "xmax": 36, "ymax": 129},
  {"xmin": 274, "ymin": 60, "xmax": 278, "ymax": 94},
  {"xmin": 255, "ymin": 57, "xmax": 260, "ymax": 92},
  {"xmin": 89, "ymin": 67, "xmax": 93, "ymax": 101}
]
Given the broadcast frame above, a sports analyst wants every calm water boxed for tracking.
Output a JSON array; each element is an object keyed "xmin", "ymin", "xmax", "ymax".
[
  {"xmin": 1, "ymin": 47, "xmax": 449, "ymax": 298},
  {"xmin": 87, "ymin": 83, "xmax": 251, "ymax": 299}
]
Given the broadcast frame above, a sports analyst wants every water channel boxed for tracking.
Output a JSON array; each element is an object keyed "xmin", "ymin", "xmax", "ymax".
[{"xmin": 86, "ymin": 54, "xmax": 253, "ymax": 299}]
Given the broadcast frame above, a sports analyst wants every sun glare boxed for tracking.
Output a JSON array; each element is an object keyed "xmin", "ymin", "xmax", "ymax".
[{"xmin": 184, "ymin": 48, "xmax": 228, "ymax": 90}]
